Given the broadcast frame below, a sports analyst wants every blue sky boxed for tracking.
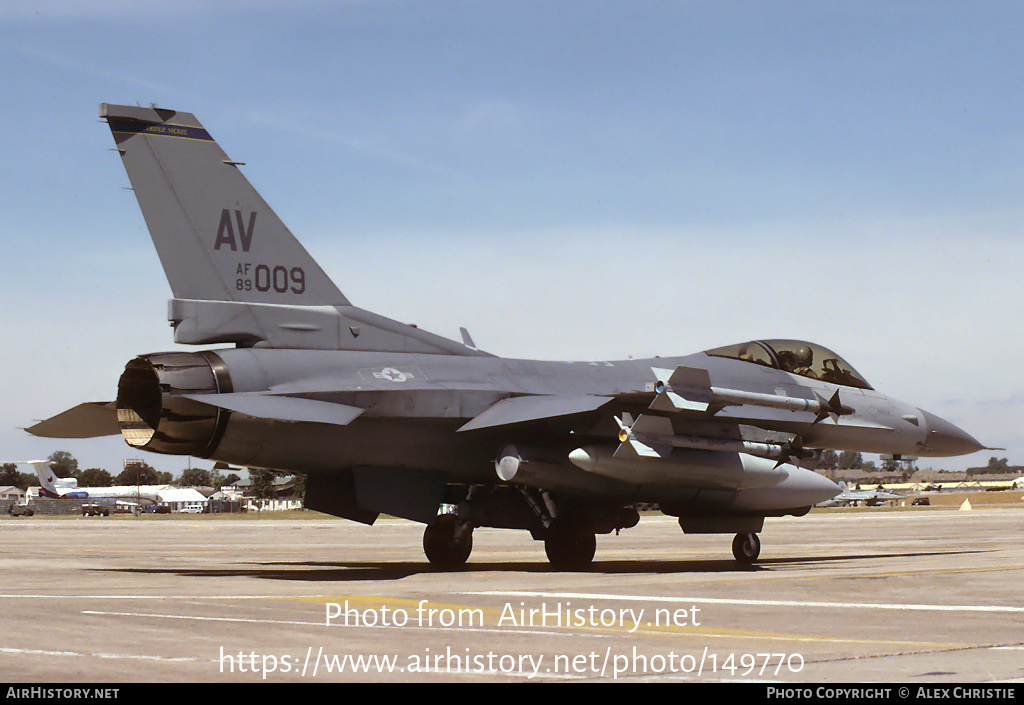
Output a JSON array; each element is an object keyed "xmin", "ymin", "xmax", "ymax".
[{"xmin": 1, "ymin": 1, "xmax": 1021, "ymax": 477}]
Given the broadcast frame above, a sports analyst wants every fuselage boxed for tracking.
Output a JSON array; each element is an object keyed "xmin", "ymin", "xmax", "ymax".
[
  {"xmin": 115, "ymin": 344, "xmax": 982, "ymax": 489},
  {"xmin": 40, "ymin": 486, "xmax": 160, "ymax": 505}
]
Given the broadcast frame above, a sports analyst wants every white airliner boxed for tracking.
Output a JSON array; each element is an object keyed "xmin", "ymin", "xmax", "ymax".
[{"xmin": 23, "ymin": 461, "xmax": 163, "ymax": 506}]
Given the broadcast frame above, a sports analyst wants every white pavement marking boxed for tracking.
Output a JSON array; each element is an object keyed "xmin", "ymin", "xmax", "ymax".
[{"xmin": 472, "ymin": 591, "xmax": 1024, "ymax": 613}]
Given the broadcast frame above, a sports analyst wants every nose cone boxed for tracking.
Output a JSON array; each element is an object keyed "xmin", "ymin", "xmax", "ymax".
[{"xmin": 919, "ymin": 410, "xmax": 985, "ymax": 457}]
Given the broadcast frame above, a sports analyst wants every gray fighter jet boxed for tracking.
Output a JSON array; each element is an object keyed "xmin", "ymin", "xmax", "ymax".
[
  {"xmin": 816, "ymin": 482, "xmax": 904, "ymax": 507},
  {"xmin": 27, "ymin": 104, "xmax": 985, "ymax": 569}
]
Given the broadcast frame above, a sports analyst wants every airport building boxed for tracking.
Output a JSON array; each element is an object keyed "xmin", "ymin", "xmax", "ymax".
[
  {"xmin": 24, "ymin": 485, "xmax": 209, "ymax": 515},
  {"xmin": 1, "ymin": 486, "xmax": 27, "ymax": 504}
]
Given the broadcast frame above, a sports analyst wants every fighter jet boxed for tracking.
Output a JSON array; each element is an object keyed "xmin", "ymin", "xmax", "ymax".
[
  {"xmin": 817, "ymin": 481, "xmax": 904, "ymax": 507},
  {"xmin": 26, "ymin": 104, "xmax": 985, "ymax": 569}
]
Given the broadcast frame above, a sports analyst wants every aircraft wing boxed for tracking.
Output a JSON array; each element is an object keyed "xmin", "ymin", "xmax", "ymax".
[
  {"xmin": 457, "ymin": 394, "xmax": 613, "ymax": 432},
  {"xmin": 25, "ymin": 402, "xmax": 119, "ymax": 438}
]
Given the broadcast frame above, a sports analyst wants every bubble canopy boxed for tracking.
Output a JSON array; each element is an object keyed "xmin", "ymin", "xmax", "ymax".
[{"xmin": 704, "ymin": 339, "xmax": 874, "ymax": 391}]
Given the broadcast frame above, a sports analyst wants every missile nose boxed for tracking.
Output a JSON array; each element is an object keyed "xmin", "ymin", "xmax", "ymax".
[{"xmin": 919, "ymin": 410, "xmax": 985, "ymax": 457}]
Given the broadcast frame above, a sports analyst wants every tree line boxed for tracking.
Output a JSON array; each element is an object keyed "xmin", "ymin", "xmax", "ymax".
[
  {"xmin": 0, "ymin": 451, "xmax": 241, "ymax": 491},
  {"xmin": 817, "ymin": 451, "xmax": 1017, "ymax": 478}
]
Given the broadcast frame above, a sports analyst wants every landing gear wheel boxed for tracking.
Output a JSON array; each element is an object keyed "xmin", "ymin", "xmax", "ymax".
[
  {"xmin": 732, "ymin": 532, "xmax": 761, "ymax": 564},
  {"xmin": 544, "ymin": 519, "xmax": 596, "ymax": 571},
  {"xmin": 423, "ymin": 514, "xmax": 473, "ymax": 570}
]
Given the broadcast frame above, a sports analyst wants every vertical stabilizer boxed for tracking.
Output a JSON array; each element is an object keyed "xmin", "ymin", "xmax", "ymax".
[
  {"xmin": 99, "ymin": 104, "xmax": 486, "ymax": 355},
  {"xmin": 100, "ymin": 104, "xmax": 348, "ymax": 307},
  {"xmin": 24, "ymin": 461, "xmax": 61, "ymax": 498}
]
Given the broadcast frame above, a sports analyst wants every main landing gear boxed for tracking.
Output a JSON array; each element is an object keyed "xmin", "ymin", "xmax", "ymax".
[
  {"xmin": 731, "ymin": 532, "xmax": 761, "ymax": 564},
  {"xmin": 423, "ymin": 514, "xmax": 473, "ymax": 570},
  {"xmin": 543, "ymin": 518, "xmax": 597, "ymax": 571},
  {"xmin": 421, "ymin": 513, "xmax": 600, "ymax": 571},
  {"xmin": 422, "ymin": 515, "xmax": 599, "ymax": 571}
]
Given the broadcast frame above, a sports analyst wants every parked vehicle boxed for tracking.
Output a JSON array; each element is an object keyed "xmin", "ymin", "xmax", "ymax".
[
  {"xmin": 7, "ymin": 503, "xmax": 34, "ymax": 517},
  {"xmin": 82, "ymin": 503, "xmax": 110, "ymax": 516}
]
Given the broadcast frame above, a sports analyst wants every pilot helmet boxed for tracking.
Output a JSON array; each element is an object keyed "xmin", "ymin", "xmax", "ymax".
[{"xmin": 794, "ymin": 346, "xmax": 813, "ymax": 367}]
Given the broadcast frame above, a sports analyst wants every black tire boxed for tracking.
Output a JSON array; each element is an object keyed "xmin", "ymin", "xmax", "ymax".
[
  {"xmin": 732, "ymin": 532, "xmax": 761, "ymax": 564},
  {"xmin": 544, "ymin": 519, "xmax": 596, "ymax": 571},
  {"xmin": 423, "ymin": 515, "xmax": 473, "ymax": 570}
]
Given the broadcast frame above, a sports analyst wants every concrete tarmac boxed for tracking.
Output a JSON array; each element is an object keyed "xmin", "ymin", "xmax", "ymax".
[{"xmin": 1, "ymin": 505, "xmax": 1022, "ymax": 683}]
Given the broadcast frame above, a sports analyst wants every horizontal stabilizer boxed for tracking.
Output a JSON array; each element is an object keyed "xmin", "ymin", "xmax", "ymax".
[
  {"xmin": 458, "ymin": 394, "xmax": 611, "ymax": 432},
  {"xmin": 25, "ymin": 402, "xmax": 119, "ymax": 438},
  {"xmin": 183, "ymin": 393, "xmax": 364, "ymax": 426}
]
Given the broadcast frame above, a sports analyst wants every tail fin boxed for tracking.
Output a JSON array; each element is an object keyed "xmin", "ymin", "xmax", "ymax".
[
  {"xmin": 24, "ymin": 461, "xmax": 61, "ymax": 498},
  {"xmin": 100, "ymin": 104, "xmax": 486, "ymax": 355},
  {"xmin": 101, "ymin": 104, "xmax": 347, "ymax": 307}
]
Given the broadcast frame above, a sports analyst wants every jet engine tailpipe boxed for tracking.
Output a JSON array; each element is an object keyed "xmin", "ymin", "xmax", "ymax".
[{"xmin": 116, "ymin": 351, "xmax": 232, "ymax": 457}]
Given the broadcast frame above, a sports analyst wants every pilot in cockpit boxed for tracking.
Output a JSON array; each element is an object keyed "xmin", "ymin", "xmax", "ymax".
[{"xmin": 779, "ymin": 345, "xmax": 818, "ymax": 379}]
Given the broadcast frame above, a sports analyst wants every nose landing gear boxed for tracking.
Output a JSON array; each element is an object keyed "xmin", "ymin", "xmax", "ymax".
[{"xmin": 732, "ymin": 532, "xmax": 761, "ymax": 564}]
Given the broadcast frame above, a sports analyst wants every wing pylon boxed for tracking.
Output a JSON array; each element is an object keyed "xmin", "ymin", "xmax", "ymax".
[{"xmin": 649, "ymin": 365, "xmax": 855, "ymax": 424}]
